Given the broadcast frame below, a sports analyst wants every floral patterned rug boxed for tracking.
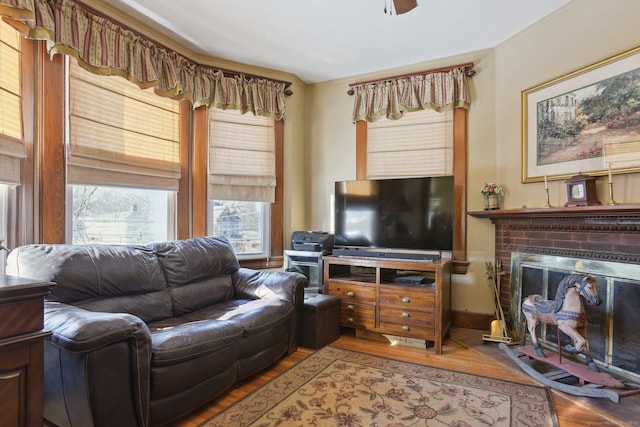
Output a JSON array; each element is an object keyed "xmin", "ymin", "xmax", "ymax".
[{"xmin": 201, "ymin": 346, "xmax": 557, "ymax": 427}]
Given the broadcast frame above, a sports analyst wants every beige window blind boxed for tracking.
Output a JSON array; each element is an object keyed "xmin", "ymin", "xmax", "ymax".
[
  {"xmin": 67, "ymin": 60, "xmax": 181, "ymax": 190},
  {"xmin": 0, "ymin": 19, "xmax": 26, "ymax": 185},
  {"xmin": 367, "ymin": 109, "xmax": 453, "ymax": 179},
  {"xmin": 208, "ymin": 108, "xmax": 275, "ymax": 202}
]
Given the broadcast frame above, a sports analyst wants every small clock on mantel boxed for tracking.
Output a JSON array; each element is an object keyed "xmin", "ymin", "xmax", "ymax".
[{"xmin": 564, "ymin": 174, "xmax": 601, "ymax": 207}]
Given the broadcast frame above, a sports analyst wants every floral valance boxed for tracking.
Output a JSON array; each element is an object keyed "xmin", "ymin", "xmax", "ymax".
[
  {"xmin": 0, "ymin": 0, "xmax": 287, "ymax": 119},
  {"xmin": 351, "ymin": 67, "xmax": 470, "ymax": 122}
]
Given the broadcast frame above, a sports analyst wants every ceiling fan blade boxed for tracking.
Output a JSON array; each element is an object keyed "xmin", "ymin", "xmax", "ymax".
[{"xmin": 393, "ymin": 0, "xmax": 418, "ymax": 14}]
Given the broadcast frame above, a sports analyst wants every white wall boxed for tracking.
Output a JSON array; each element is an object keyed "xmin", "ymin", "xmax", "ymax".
[{"xmin": 307, "ymin": 0, "xmax": 640, "ymax": 316}]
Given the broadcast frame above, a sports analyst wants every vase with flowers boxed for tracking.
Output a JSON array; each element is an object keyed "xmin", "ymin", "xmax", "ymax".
[{"xmin": 481, "ymin": 182, "xmax": 504, "ymax": 210}]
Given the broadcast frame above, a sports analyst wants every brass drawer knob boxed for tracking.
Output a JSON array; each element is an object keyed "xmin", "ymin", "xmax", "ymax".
[
  {"xmin": 347, "ymin": 317, "xmax": 355, "ymax": 323},
  {"xmin": 347, "ymin": 291, "xmax": 355, "ymax": 297},
  {"xmin": 402, "ymin": 325, "xmax": 410, "ymax": 331},
  {"xmin": 401, "ymin": 311, "xmax": 410, "ymax": 318},
  {"xmin": 401, "ymin": 297, "xmax": 411, "ymax": 303},
  {"xmin": 347, "ymin": 304, "xmax": 354, "ymax": 311}
]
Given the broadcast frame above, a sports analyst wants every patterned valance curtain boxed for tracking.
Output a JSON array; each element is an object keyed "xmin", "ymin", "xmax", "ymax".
[
  {"xmin": 351, "ymin": 67, "xmax": 470, "ymax": 122},
  {"xmin": 0, "ymin": 0, "xmax": 287, "ymax": 119}
]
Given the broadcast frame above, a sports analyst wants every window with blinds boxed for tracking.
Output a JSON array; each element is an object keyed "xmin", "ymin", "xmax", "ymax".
[
  {"xmin": 66, "ymin": 59, "xmax": 180, "ymax": 245},
  {"xmin": 0, "ymin": 19, "xmax": 26, "ymax": 185},
  {"xmin": 367, "ymin": 109, "xmax": 453, "ymax": 179},
  {"xmin": 207, "ymin": 109, "xmax": 274, "ymax": 257},
  {"xmin": 67, "ymin": 59, "xmax": 181, "ymax": 190}
]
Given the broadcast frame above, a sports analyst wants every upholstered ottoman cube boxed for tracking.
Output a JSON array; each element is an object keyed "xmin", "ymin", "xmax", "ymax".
[{"xmin": 300, "ymin": 293, "xmax": 340, "ymax": 349}]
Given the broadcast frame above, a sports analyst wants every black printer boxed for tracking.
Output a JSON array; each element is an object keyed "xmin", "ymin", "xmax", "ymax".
[{"xmin": 291, "ymin": 231, "xmax": 334, "ymax": 254}]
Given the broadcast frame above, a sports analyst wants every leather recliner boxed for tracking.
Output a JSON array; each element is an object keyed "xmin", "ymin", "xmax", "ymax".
[{"xmin": 7, "ymin": 236, "xmax": 307, "ymax": 427}]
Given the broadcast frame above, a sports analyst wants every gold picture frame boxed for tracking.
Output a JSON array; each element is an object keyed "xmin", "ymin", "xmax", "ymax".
[{"xmin": 521, "ymin": 45, "xmax": 640, "ymax": 183}]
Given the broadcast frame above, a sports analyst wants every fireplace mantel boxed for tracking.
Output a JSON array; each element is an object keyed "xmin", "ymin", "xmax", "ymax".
[
  {"xmin": 468, "ymin": 204, "xmax": 640, "ymax": 220},
  {"xmin": 468, "ymin": 203, "xmax": 640, "ymax": 266}
]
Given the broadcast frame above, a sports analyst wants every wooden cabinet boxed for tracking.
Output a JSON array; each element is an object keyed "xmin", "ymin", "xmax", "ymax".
[
  {"xmin": 0, "ymin": 275, "xmax": 54, "ymax": 427},
  {"xmin": 323, "ymin": 256, "xmax": 451, "ymax": 354}
]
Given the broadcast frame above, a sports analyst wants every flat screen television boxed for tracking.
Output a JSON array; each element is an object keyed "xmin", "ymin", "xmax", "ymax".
[{"xmin": 334, "ymin": 176, "xmax": 454, "ymax": 253}]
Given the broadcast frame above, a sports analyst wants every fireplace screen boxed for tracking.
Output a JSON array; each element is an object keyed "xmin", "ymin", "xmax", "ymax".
[{"xmin": 510, "ymin": 252, "xmax": 640, "ymax": 383}]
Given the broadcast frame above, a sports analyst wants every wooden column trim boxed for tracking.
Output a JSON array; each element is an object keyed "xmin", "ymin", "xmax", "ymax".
[
  {"xmin": 355, "ymin": 121, "xmax": 367, "ymax": 180},
  {"xmin": 270, "ymin": 119, "xmax": 285, "ymax": 263},
  {"xmin": 177, "ymin": 100, "xmax": 192, "ymax": 240},
  {"xmin": 452, "ymin": 108, "xmax": 468, "ymax": 273},
  {"xmin": 192, "ymin": 106, "xmax": 208, "ymax": 237},
  {"xmin": 39, "ymin": 49, "xmax": 65, "ymax": 244}
]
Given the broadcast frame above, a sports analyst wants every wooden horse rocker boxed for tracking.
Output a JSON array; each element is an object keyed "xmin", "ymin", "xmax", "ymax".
[{"xmin": 500, "ymin": 274, "xmax": 628, "ymax": 402}]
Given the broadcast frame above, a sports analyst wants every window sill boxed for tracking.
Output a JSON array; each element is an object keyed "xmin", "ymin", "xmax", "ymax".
[{"xmin": 239, "ymin": 256, "xmax": 283, "ymax": 270}]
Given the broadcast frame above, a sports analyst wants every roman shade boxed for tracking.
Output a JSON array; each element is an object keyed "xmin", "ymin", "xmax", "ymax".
[
  {"xmin": 367, "ymin": 109, "xmax": 453, "ymax": 179},
  {"xmin": 0, "ymin": 18, "xmax": 25, "ymax": 185},
  {"xmin": 67, "ymin": 60, "xmax": 181, "ymax": 190},
  {"xmin": 208, "ymin": 109, "xmax": 275, "ymax": 202}
]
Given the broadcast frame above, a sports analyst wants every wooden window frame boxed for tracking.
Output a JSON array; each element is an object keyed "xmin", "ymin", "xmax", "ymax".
[
  {"xmin": 192, "ymin": 106, "xmax": 284, "ymax": 269},
  {"xmin": 356, "ymin": 108, "xmax": 469, "ymax": 274},
  {"xmin": 40, "ymin": 52, "xmax": 191, "ymax": 245}
]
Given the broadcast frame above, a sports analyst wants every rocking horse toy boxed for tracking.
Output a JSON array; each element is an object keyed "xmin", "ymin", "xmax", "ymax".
[
  {"xmin": 521, "ymin": 273, "xmax": 600, "ymax": 371},
  {"xmin": 500, "ymin": 273, "xmax": 628, "ymax": 402}
]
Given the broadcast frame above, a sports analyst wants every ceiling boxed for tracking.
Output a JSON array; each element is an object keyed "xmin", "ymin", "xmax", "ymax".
[{"xmin": 108, "ymin": 0, "xmax": 570, "ymax": 84}]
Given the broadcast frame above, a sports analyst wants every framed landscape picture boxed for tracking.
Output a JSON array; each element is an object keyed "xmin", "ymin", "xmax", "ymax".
[{"xmin": 522, "ymin": 45, "xmax": 640, "ymax": 183}]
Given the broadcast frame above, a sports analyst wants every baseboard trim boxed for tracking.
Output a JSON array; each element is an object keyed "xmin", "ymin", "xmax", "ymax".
[{"xmin": 451, "ymin": 311, "xmax": 493, "ymax": 330}]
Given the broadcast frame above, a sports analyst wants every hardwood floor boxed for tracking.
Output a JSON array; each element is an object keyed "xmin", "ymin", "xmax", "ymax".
[{"xmin": 173, "ymin": 328, "xmax": 632, "ymax": 427}]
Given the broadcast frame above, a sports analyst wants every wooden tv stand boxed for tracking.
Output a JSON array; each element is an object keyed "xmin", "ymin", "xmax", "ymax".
[{"xmin": 323, "ymin": 255, "xmax": 451, "ymax": 354}]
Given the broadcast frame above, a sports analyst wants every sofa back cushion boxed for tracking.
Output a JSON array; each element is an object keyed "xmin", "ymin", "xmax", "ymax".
[
  {"xmin": 7, "ymin": 244, "xmax": 173, "ymax": 322},
  {"xmin": 149, "ymin": 236, "xmax": 239, "ymax": 315}
]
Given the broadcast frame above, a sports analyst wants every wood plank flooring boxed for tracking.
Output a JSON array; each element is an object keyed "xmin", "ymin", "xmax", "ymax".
[{"xmin": 172, "ymin": 328, "xmax": 632, "ymax": 427}]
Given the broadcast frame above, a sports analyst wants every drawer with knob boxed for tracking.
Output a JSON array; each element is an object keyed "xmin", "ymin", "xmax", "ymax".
[
  {"xmin": 378, "ymin": 321, "xmax": 434, "ymax": 338},
  {"xmin": 379, "ymin": 307, "xmax": 434, "ymax": 327},
  {"xmin": 339, "ymin": 302, "xmax": 375, "ymax": 329},
  {"xmin": 327, "ymin": 282, "xmax": 376, "ymax": 302},
  {"xmin": 379, "ymin": 286, "xmax": 434, "ymax": 307}
]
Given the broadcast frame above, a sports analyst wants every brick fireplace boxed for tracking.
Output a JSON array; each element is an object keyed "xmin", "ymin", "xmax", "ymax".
[{"xmin": 470, "ymin": 204, "xmax": 640, "ymax": 382}]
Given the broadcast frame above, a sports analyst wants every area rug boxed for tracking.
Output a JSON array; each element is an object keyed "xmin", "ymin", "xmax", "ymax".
[{"xmin": 200, "ymin": 346, "xmax": 557, "ymax": 427}]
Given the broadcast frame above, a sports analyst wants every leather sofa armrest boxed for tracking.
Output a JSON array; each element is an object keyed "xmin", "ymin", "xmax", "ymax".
[
  {"xmin": 45, "ymin": 301, "xmax": 151, "ymax": 352},
  {"xmin": 43, "ymin": 302, "xmax": 152, "ymax": 427},
  {"xmin": 233, "ymin": 268, "xmax": 307, "ymax": 352},
  {"xmin": 232, "ymin": 268, "xmax": 307, "ymax": 302}
]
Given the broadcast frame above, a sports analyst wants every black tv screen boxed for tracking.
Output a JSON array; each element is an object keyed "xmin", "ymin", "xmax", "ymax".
[{"xmin": 334, "ymin": 176, "xmax": 454, "ymax": 252}]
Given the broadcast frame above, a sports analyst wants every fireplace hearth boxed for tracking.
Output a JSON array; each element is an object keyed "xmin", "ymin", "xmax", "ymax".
[
  {"xmin": 469, "ymin": 204, "xmax": 640, "ymax": 384},
  {"xmin": 510, "ymin": 252, "xmax": 640, "ymax": 383}
]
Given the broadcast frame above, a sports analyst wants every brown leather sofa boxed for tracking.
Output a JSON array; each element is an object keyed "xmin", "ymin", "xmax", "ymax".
[{"xmin": 6, "ymin": 236, "xmax": 306, "ymax": 427}]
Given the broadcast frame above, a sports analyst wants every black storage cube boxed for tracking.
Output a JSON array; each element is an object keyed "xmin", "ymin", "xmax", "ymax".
[{"xmin": 300, "ymin": 293, "xmax": 340, "ymax": 349}]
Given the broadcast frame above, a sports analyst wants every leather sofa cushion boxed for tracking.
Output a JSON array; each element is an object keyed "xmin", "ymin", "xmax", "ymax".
[
  {"xmin": 169, "ymin": 275, "xmax": 234, "ymax": 316},
  {"xmin": 148, "ymin": 318, "xmax": 243, "ymax": 365},
  {"xmin": 150, "ymin": 236, "xmax": 239, "ymax": 286},
  {"xmin": 174, "ymin": 297, "xmax": 294, "ymax": 335},
  {"xmin": 75, "ymin": 290, "xmax": 173, "ymax": 323}
]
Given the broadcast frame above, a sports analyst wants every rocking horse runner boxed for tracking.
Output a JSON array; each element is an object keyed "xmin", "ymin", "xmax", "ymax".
[{"xmin": 521, "ymin": 273, "xmax": 601, "ymax": 371}]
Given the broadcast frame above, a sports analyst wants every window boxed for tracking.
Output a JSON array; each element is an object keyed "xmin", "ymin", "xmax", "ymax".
[
  {"xmin": 66, "ymin": 59, "xmax": 180, "ymax": 245},
  {"xmin": 207, "ymin": 109, "xmax": 275, "ymax": 258},
  {"xmin": 0, "ymin": 20, "xmax": 29, "ymax": 249},
  {"xmin": 69, "ymin": 186, "xmax": 173, "ymax": 244},
  {"xmin": 208, "ymin": 200, "xmax": 269, "ymax": 256}
]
